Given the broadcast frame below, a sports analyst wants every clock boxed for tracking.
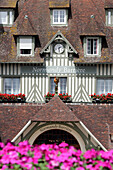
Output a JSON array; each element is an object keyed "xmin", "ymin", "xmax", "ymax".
[{"xmin": 54, "ymin": 44, "xmax": 64, "ymax": 54}]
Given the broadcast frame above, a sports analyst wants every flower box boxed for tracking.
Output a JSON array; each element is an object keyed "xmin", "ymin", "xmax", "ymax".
[
  {"xmin": 0, "ymin": 93, "xmax": 26, "ymax": 103},
  {"xmin": 90, "ymin": 93, "xmax": 113, "ymax": 103}
]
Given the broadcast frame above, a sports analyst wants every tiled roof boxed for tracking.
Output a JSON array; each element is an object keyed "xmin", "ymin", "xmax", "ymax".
[
  {"xmin": 105, "ymin": 0, "xmax": 113, "ymax": 8},
  {"xmin": 32, "ymin": 96, "xmax": 79, "ymax": 121},
  {"xmin": 0, "ymin": 0, "xmax": 113, "ymax": 63},
  {"xmin": 13, "ymin": 15, "xmax": 37, "ymax": 35},
  {"xmin": 0, "ymin": 0, "xmax": 17, "ymax": 8},
  {"xmin": 80, "ymin": 17, "xmax": 105, "ymax": 36},
  {"xmin": 1, "ymin": 100, "xmax": 113, "ymax": 149}
]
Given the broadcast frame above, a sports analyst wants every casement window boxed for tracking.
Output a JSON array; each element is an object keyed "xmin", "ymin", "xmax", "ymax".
[
  {"xmin": 106, "ymin": 9, "xmax": 113, "ymax": 26},
  {"xmin": 50, "ymin": 77, "xmax": 67, "ymax": 94},
  {"xmin": 84, "ymin": 37, "xmax": 101, "ymax": 57},
  {"xmin": 4, "ymin": 78, "xmax": 20, "ymax": 94},
  {"xmin": 96, "ymin": 79, "xmax": 113, "ymax": 95},
  {"xmin": 17, "ymin": 36, "xmax": 35, "ymax": 56},
  {"xmin": 51, "ymin": 9, "xmax": 68, "ymax": 25},
  {"xmin": 0, "ymin": 9, "xmax": 14, "ymax": 25}
]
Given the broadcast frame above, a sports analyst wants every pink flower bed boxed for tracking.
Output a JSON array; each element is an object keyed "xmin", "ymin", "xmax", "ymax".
[{"xmin": 0, "ymin": 141, "xmax": 113, "ymax": 170}]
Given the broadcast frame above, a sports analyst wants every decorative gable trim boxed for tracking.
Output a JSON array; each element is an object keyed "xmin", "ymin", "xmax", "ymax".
[{"xmin": 40, "ymin": 31, "xmax": 78, "ymax": 54}]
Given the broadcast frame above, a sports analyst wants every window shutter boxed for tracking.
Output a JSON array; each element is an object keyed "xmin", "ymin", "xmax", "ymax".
[{"xmin": 20, "ymin": 37, "xmax": 32, "ymax": 49}]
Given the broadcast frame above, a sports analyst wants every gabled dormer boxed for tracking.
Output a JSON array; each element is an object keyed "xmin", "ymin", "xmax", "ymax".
[
  {"xmin": 40, "ymin": 31, "xmax": 78, "ymax": 58},
  {"xmin": 80, "ymin": 16, "xmax": 105, "ymax": 57}
]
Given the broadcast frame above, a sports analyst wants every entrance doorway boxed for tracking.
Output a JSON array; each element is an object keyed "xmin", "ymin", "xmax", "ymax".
[{"xmin": 33, "ymin": 129, "xmax": 80, "ymax": 149}]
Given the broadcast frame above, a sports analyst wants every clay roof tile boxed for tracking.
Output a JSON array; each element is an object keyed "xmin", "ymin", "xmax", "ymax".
[
  {"xmin": 80, "ymin": 17, "xmax": 105, "ymax": 36},
  {"xmin": 13, "ymin": 15, "xmax": 37, "ymax": 35},
  {"xmin": 32, "ymin": 96, "xmax": 79, "ymax": 122}
]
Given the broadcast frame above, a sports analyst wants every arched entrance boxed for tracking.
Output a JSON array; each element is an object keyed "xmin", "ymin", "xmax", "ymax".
[{"xmin": 33, "ymin": 129, "xmax": 80, "ymax": 149}]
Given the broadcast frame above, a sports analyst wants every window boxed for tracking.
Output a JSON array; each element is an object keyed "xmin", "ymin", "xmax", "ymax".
[
  {"xmin": 51, "ymin": 9, "xmax": 68, "ymax": 25},
  {"xmin": 0, "ymin": 9, "xmax": 14, "ymax": 25},
  {"xmin": 50, "ymin": 77, "xmax": 67, "ymax": 94},
  {"xmin": 4, "ymin": 78, "xmax": 20, "ymax": 94},
  {"xmin": 84, "ymin": 37, "xmax": 101, "ymax": 57},
  {"xmin": 96, "ymin": 79, "xmax": 113, "ymax": 95},
  {"xmin": 106, "ymin": 9, "xmax": 113, "ymax": 26},
  {"xmin": 17, "ymin": 36, "xmax": 35, "ymax": 56}
]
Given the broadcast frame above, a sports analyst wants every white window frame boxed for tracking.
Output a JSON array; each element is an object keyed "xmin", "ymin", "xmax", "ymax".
[
  {"xmin": 86, "ymin": 37, "xmax": 99, "ymax": 55},
  {"xmin": 50, "ymin": 77, "xmax": 67, "ymax": 94},
  {"xmin": 96, "ymin": 79, "xmax": 113, "ymax": 95},
  {"xmin": 52, "ymin": 9, "xmax": 67, "ymax": 25},
  {"xmin": 4, "ymin": 78, "xmax": 20, "ymax": 95},
  {"xmin": 106, "ymin": 9, "xmax": 113, "ymax": 26},
  {"xmin": 0, "ymin": 9, "xmax": 14, "ymax": 25},
  {"xmin": 18, "ymin": 36, "xmax": 35, "ymax": 56},
  {"xmin": 84, "ymin": 37, "xmax": 101, "ymax": 57}
]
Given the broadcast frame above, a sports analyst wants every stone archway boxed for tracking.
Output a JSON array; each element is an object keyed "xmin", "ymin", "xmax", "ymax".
[
  {"xmin": 29, "ymin": 124, "xmax": 86, "ymax": 152},
  {"xmin": 33, "ymin": 129, "xmax": 80, "ymax": 149}
]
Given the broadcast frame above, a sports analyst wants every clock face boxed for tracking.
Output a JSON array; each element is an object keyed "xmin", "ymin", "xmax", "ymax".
[{"xmin": 54, "ymin": 44, "xmax": 64, "ymax": 54}]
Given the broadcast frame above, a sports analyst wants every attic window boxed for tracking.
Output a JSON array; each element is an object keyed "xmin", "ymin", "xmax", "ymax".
[
  {"xmin": 0, "ymin": 9, "xmax": 14, "ymax": 25},
  {"xmin": 51, "ymin": 9, "xmax": 68, "ymax": 26},
  {"xmin": 84, "ymin": 37, "xmax": 101, "ymax": 57},
  {"xmin": 106, "ymin": 9, "xmax": 113, "ymax": 26},
  {"xmin": 18, "ymin": 36, "xmax": 35, "ymax": 56}
]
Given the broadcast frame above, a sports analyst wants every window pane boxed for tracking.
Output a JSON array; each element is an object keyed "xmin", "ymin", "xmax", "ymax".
[
  {"xmin": 60, "ymin": 10, "xmax": 65, "ymax": 23},
  {"xmin": 4, "ymin": 78, "xmax": 20, "ymax": 94},
  {"xmin": 93, "ymin": 39, "xmax": 97, "ymax": 54},
  {"xmin": 9, "ymin": 11, "xmax": 13, "ymax": 24},
  {"xmin": 105, "ymin": 80, "xmax": 112, "ymax": 94},
  {"xmin": 97, "ymin": 79, "xmax": 104, "ymax": 95},
  {"xmin": 60, "ymin": 78, "xmax": 67, "ymax": 94},
  {"xmin": 97, "ymin": 79, "xmax": 113, "ymax": 95},
  {"xmin": 0, "ymin": 11, "xmax": 7, "ymax": 24},
  {"xmin": 108, "ymin": 11, "xmax": 111, "ymax": 24},
  {"xmin": 20, "ymin": 49, "xmax": 31, "ymax": 54},
  {"xmin": 53, "ymin": 10, "xmax": 58, "ymax": 23},
  {"xmin": 50, "ymin": 78, "xmax": 55, "ymax": 94},
  {"xmin": 4, "ymin": 78, "xmax": 12, "ymax": 94},
  {"xmin": 87, "ymin": 39, "xmax": 91, "ymax": 54},
  {"xmin": 13, "ymin": 79, "xmax": 20, "ymax": 94}
]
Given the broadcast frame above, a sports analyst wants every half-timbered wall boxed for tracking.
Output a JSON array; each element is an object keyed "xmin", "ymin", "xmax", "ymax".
[{"xmin": 0, "ymin": 62, "xmax": 113, "ymax": 103}]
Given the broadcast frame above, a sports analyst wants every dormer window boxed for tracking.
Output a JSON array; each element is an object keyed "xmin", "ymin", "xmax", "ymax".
[
  {"xmin": 51, "ymin": 9, "xmax": 68, "ymax": 26},
  {"xmin": 17, "ymin": 36, "xmax": 35, "ymax": 56},
  {"xmin": 0, "ymin": 9, "xmax": 14, "ymax": 26},
  {"xmin": 106, "ymin": 9, "xmax": 113, "ymax": 26},
  {"xmin": 53, "ymin": 9, "xmax": 66, "ymax": 24},
  {"xmin": 87, "ymin": 38, "xmax": 99, "ymax": 55},
  {"xmin": 84, "ymin": 37, "xmax": 101, "ymax": 57}
]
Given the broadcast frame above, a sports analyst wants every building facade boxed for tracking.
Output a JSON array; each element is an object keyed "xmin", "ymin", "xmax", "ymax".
[{"xmin": 0, "ymin": 0, "xmax": 113, "ymax": 151}]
